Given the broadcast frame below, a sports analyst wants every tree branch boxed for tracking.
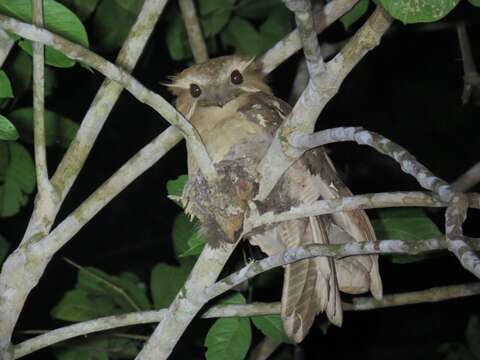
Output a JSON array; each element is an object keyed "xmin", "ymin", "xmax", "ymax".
[
  {"xmin": 203, "ymin": 239, "xmax": 480, "ymax": 301},
  {"xmin": 260, "ymin": 0, "xmax": 360, "ymax": 74},
  {"xmin": 283, "ymin": 0, "xmax": 325, "ymax": 77},
  {"xmin": 0, "ymin": 13, "xmax": 217, "ymax": 181},
  {"xmin": 32, "ymin": 0, "xmax": 54, "ymax": 208},
  {"xmin": 445, "ymin": 194, "xmax": 480, "ymax": 278},
  {"xmin": 244, "ymin": 191, "xmax": 480, "ymax": 233},
  {"xmin": 456, "ymin": 24, "xmax": 480, "ymax": 104},
  {"xmin": 136, "ymin": 242, "xmax": 237, "ymax": 359},
  {"xmin": 256, "ymin": 8, "xmax": 392, "ymax": 200},
  {"xmin": 178, "ymin": 0, "xmax": 208, "ymax": 63},
  {"xmin": 12, "ymin": 279, "xmax": 480, "ymax": 358},
  {"xmin": 452, "ymin": 161, "xmax": 480, "ymax": 192},
  {"xmin": 290, "ymin": 127, "xmax": 455, "ymax": 199}
]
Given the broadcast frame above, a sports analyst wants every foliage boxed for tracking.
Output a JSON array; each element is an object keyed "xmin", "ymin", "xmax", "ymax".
[
  {"xmin": 0, "ymin": 0, "xmax": 89, "ymax": 67},
  {"xmin": 372, "ymin": 208, "xmax": 442, "ymax": 264},
  {"xmin": 166, "ymin": 0, "xmax": 294, "ymax": 60},
  {"xmin": 205, "ymin": 293, "xmax": 252, "ymax": 360}
]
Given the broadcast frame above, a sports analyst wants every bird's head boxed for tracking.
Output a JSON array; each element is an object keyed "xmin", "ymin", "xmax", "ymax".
[{"xmin": 167, "ymin": 56, "xmax": 271, "ymax": 118}]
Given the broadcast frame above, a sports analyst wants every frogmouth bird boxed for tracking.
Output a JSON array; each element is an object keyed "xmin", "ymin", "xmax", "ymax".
[{"xmin": 169, "ymin": 55, "xmax": 382, "ymax": 343}]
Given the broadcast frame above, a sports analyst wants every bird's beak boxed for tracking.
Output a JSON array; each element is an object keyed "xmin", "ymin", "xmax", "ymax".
[{"xmin": 216, "ymin": 99, "xmax": 226, "ymax": 108}]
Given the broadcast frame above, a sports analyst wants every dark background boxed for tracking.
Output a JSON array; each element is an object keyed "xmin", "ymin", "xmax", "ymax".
[{"xmin": 1, "ymin": 2, "xmax": 480, "ymax": 359}]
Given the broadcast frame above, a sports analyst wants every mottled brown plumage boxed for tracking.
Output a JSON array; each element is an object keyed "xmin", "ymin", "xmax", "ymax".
[{"xmin": 169, "ymin": 55, "xmax": 382, "ymax": 342}]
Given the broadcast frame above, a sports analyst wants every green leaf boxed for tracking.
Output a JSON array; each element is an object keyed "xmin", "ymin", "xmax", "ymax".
[
  {"xmin": 165, "ymin": 14, "xmax": 192, "ymax": 61},
  {"xmin": 92, "ymin": 0, "xmax": 143, "ymax": 53},
  {"xmin": 236, "ymin": 0, "xmax": 283, "ymax": 19},
  {"xmin": 0, "ymin": 233, "xmax": 10, "ymax": 264},
  {"xmin": 172, "ymin": 213, "xmax": 205, "ymax": 258},
  {"xmin": 372, "ymin": 208, "xmax": 442, "ymax": 264},
  {"xmin": 77, "ymin": 268, "xmax": 151, "ymax": 311},
  {"xmin": 258, "ymin": 7, "xmax": 292, "ymax": 52},
  {"xmin": 150, "ymin": 261, "xmax": 192, "ymax": 309},
  {"xmin": 51, "ymin": 267, "xmax": 151, "ymax": 322},
  {"xmin": 340, "ymin": 0, "xmax": 369, "ymax": 29},
  {"xmin": 466, "ymin": 315, "xmax": 480, "ymax": 359},
  {"xmin": 205, "ymin": 294, "xmax": 251, "ymax": 360},
  {"xmin": 379, "ymin": 0, "xmax": 460, "ymax": 24},
  {"xmin": 199, "ymin": 0, "xmax": 233, "ymax": 36},
  {"xmin": 0, "ymin": 115, "xmax": 19, "ymax": 140},
  {"xmin": 0, "ymin": 142, "xmax": 35, "ymax": 217},
  {"xmin": 50, "ymin": 289, "xmax": 119, "ymax": 322},
  {"xmin": 0, "ymin": 0, "xmax": 89, "ymax": 68},
  {"xmin": 223, "ymin": 17, "xmax": 264, "ymax": 57},
  {"xmin": 0, "ymin": 70, "xmax": 13, "ymax": 98},
  {"xmin": 469, "ymin": 0, "xmax": 480, "ymax": 6},
  {"xmin": 8, "ymin": 107, "xmax": 79, "ymax": 148},
  {"xmin": 251, "ymin": 315, "xmax": 293, "ymax": 344},
  {"xmin": 166, "ymin": 174, "xmax": 188, "ymax": 206},
  {"xmin": 54, "ymin": 337, "xmax": 139, "ymax": 360}
]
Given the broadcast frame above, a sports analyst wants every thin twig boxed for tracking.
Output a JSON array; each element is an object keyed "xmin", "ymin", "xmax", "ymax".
[
  {"xmin": 178, "ymin": 0, "xmax": 208, "ymax": 63},
  {"xmin": 452, "ymin": 161, "xmax": 480, "ymax": 192},
  {"xmin": 32, "ymin": 0, "xmax": 52, "ymax": 204},
  {"xmin": 0, "ymin": 13, "xmax": 217, "ymax": 181},
  {"xmin": 290, "ymin": 127, "xmax": 454, "ymax": 199},
  {"xmin": 244, "ymin": 191, "xmax": 480, "ymax": 233},
  {"xmin": 283, "ymin": 0, "xmax": 325, "ymax": 77},
  {"xmin": 203, "ymin": 239, "xmax": 480, "ymax": 301},
  {"xmin": 456, "ymin": 24, "xmax": 480, "ymax": 104},
  {"xmin": 260, "ymin": 0, "xmax": 360, "ymax": 74},
  {"xmin": 346, "ymin": 282, "xmax": 480, "ymax": 310}
]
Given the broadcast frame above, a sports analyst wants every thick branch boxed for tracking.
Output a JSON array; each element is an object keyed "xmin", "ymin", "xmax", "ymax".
[
  {"xmin": 256, "ymin": 8, "xmax": 392, "ymax": 200},
  {"xmin": 260, "ymin": 0, "xmax": 360, "ymax": 74},
  {"xmin": 178, "ymin": 0, "xmax": 208, "ymax": 63},
  {"xmin": 0, "ymin": 13, "xmax": 216, "ymax": 181},
  {"xmin": 136, "ymin": 243, "xmax": 237, "ymax": 359},
  {"xmin": 283, "ymin": 0, "xmax": 325, "ymax": 77}
]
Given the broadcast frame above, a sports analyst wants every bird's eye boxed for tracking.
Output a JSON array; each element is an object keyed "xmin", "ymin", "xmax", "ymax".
[
  {"xmin": 190, "ymin": 83, "xmax": 202, "ymax": 98},
  {"xmin": 230, "ymin": 70, "xmax": 243, "ymax": 85}
]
